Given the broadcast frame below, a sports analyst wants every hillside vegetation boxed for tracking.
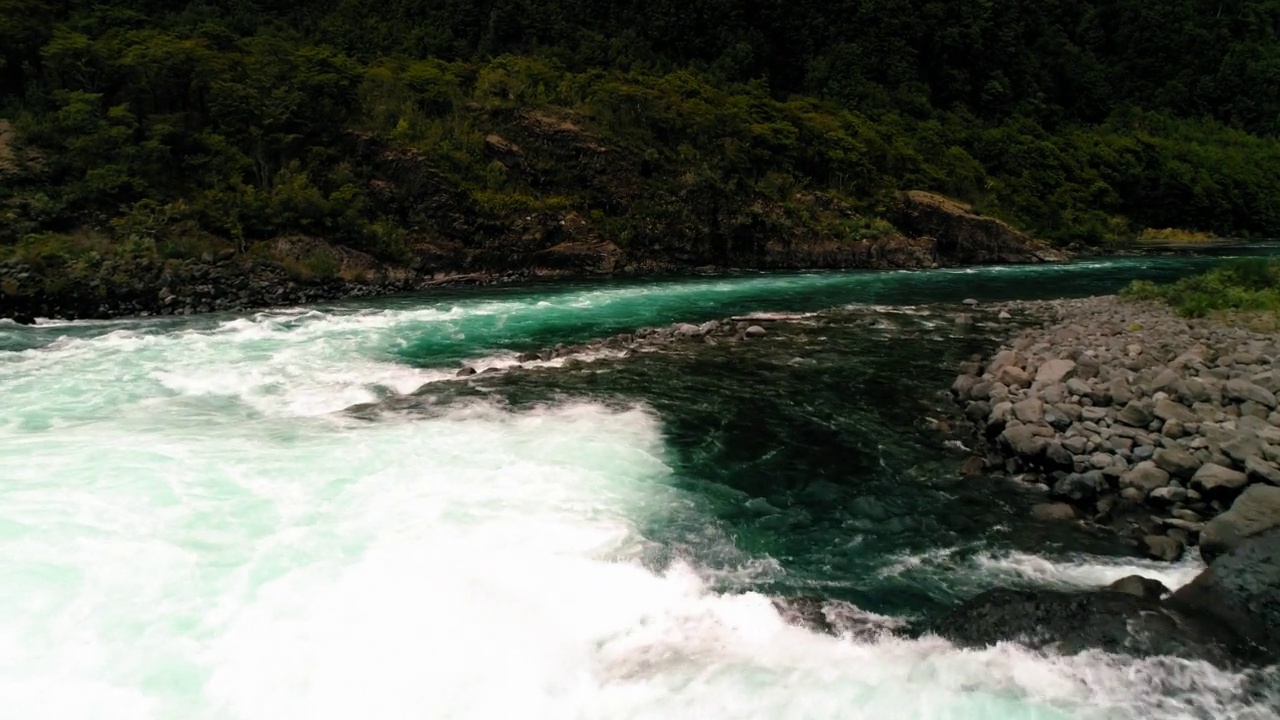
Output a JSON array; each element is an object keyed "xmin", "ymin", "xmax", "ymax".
[{"xmin": 2, "ymin": 0, "xmax": 1280, "ymax": 277}]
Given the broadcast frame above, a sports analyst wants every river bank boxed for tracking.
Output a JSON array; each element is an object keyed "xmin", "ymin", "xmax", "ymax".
[{"xmin": 950, "ymin": 295, "xmax": 1280, "ymax": 564}]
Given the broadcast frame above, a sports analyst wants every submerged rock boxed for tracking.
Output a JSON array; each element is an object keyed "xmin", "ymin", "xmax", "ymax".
[{"xmin": 922, "ymin": 586, "xmax": 1264, "ymax": 666}]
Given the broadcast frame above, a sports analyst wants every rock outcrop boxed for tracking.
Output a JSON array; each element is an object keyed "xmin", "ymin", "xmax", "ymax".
[{"xmin": 892, "ymin": 191, "xmax": 1067, "ymax": 265}]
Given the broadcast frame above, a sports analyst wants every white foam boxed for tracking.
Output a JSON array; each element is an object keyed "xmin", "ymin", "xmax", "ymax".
[{"xmin": 975, "ymin": 550, "xmax": 1206, "ymax": 592}]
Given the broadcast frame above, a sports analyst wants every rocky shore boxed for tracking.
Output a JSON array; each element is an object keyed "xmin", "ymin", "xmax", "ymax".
[{"xmin": 950, "ymin": 295, "xmax": 1280, "ymax": 564}]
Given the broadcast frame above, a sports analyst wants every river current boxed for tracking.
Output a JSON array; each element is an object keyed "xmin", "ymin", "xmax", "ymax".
[{"xmin": 2, "ymin": 254, "xmax": 1277, "ymax": 718}]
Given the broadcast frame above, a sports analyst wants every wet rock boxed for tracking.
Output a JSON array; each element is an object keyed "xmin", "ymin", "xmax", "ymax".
[
  {"xmin": 1031, "ymin": 502, "xmax": 1077, "ymax": 521},
  {"xmin": 924, "ymin": 587, "xmax": 1261, "ymax": 666},
  {"xmin": 1200, "ymin": 485, "xmax": 1280, "ymax": 562},
  {"xmin": 1169, "ymin": 528, "xmax": 1280, "ymax": 656},
  {"xmin": 744, "ymin": 325, "xmax": 767, "ymax": 338},
  {"xmin": 1106, "ymin": 575, "xmax": 1170, "ymax": 600},
  {"xmin": 456, "ymin": 366, "xmax": 477, "ymax": 377},
  {"xmin": 1142, "ymin": 534, "xmax": 1185, "ymax": 562}
]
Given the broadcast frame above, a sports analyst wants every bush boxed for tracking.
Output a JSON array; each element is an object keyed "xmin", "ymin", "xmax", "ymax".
[{"xmin": 1122, "ymin": 258, "xmax": 1280, "ymax": 318}]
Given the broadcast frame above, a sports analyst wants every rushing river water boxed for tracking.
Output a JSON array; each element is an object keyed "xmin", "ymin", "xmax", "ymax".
[{"xmin": 2, "ymin": 253, "xmax": 1279, "ymax": 719}]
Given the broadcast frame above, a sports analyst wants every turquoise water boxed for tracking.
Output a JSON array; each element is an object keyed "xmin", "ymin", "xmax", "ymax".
[{"xmin": 1, "ymin": 255, "xmax": 1275, "ymax": 718}]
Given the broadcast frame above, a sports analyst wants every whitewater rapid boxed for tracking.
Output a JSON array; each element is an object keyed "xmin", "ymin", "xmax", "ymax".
[{"xmin": 1, "ymin": 279, "xmax": 1276, "ymax": 719}]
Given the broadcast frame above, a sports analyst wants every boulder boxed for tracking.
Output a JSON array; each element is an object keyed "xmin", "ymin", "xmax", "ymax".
[
  {"xmin": 1200, "ymin": 485, "xmax": 1280, "ymax": 562},
  {"xmin": 1246, "ymin": 456, "xmax": 1280, "ymax": 485},
  {"xmin": 997, "ymin": 365, "xmax": 1031, "ymax": 388},
  {"xmin": 1036, "ymin": 359, "xmax": 1077, "ymax": 385},
  {"xmin": 1169, "ymin": 527, "xmax": 1280, "ymax": 656},
  {"xmin": 744, "ymin": 325, "xmax": 767, "ymax": 338},
  {"xmin": 1120, "ymin": 462, "xmax": 1171, "ymax": 493},
  {"xmin": 1031, "ymin": 502, "xmax": 1077, "ymax": 521},
  {"xmin": 1013, "ymin": 398, "xmax": 1045, "ymax": 424},
  {"xmin": 1117, "ymin": 401, "xmax": 1153, "ymax": 428},
  {"xmin": 1153, "ymin": 398, "xmax": 1195, "ymax": 423},
  {"xmin": 1000, "ymin": 425, "xmax": 1046, "ymax": 459},
  {"xmin": 1142, "ymin": 534, "xmax": 1185, "ymax": 562},
  {"xmin": 1191, "ymin": 463, "xmax": 1249, "ymax": 497},
  {"xmin": 1152, "ymin": 447, "xmax": 1202, "ymax": 479},
  {"xmin": 1106, "ymin": 575, "xmax": 1170, "ymax": 600},
  {"xmin": 1225, "ymin": 379, "xmax": 1278, "ymax": 409}
]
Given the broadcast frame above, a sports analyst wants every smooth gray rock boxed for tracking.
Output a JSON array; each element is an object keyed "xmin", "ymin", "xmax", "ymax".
[
  {"xmin": 744, "ymin": 325, "xmax": 767, "ymax": 338},
  {"xmin": 1107, "ymin": 575, "xmax": 1170, "ymax": 600}
]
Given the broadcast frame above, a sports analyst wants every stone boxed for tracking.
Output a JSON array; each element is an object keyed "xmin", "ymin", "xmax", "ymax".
[
  {"xmin": 952, "ymin": 374, "xmax": 978, "ymax": 397},
  {"xmin": 1013, "ymin": 398, "xmax": 1045, "ymax": 424},
  {"xmin": 1031, "ymin": 502, "xmax": 1077, "ymax": 521},
  {"xmin": 1117, "ymin": 401, "xmax": 1154, "ymax": 428},
  {"xmin": 1151, "ymin": 368, "xmax": 1182, "ymax": 392},
  {"xmin": 1199, "ymin": 486, "xmax": 1280, "ymax": 563},
  {"xmin": 674, "ymin": 323, "xmax": 702, "ymax": 337},
  {"xmin": 1221, "ymin": 433, "xmax": 1264, "ymax": 466},
  {"xmin": 1162, "ymin": 418, "xmax": 1186, "ymax": 439},
  {"xmin": 1035, "ymin": 359, "xmax": 1077, "ymax": 385},
  {"xmin": 1142, "ymin": 534, "xmax": 1185, "ymax": 562},
  {"xmin": 1190, "ymin": 463, "xmax": 1249, "ymax": 496},
  {"xmin": 1120, "ymin": 462, "xmax": 1171, "ymax": 493},
  {"xmin": 1082, "ymin": 406, "xmax": 1109, "ymax": 422},
  {"xmin": 1044, "ymin": 441, "xmax": 1075, "ymax": 467},
  {"xmin": 1106, "ymin": 575, "xmax": 1169, "ymax": 600},
  {"xmin": 744, "ymin": 325, "xmax": 767, "ymax": 338},
  {"xmin": 1225, "ymin": 378, "xmax": 1278, "ymax": 408},
  {"xmin": 1108, "ymin": 378, "xmax": 1135, "ymax": 405},
  {"xmin": 1154, "ymin": 398, "xmax": 1195, "ymax": 423},
  {"xmin": 455, "ymin": 366, "xmax": 477, "ymax": 377},
  {"xmin": 1246, "ymin": 456, "xmax": 1280, "ymax": 485},
  {"xmin": 1066, "ymin": 378, "xmax": 1091, "ymax": 397},
  {"xmin": 1053, "ymin": 473, "xmax": 1103, "ymax": 502},
  {"xmin": 998, "ymin": 310, "xmax": 1013, "ymax": 321},
  {"xmin": 1152, "ymin": 447, "xmax": 1201, "ymax": 479},
  {"xmin": 1000, "ymin": 425, "xmax": 1046, "ymax": 459},
  {"xmin": 997, "ymin": 366, "xmax": 1031, "ymax": 388},
  {"xmin": 986, "ymin": 350, "xmax": 1022, "ymax": 376},
  {"xmin": 1148, "ymin": 486, "xmax": 1188, "ymax": 505},
  {"xmin": 962, "ymin": 298, "xmax": 979, "ymax": 306},
  {"xmin": 959, "ymin": 456, "xmax": 986, "ymax": 476},
  {"xmin": 989, "ymin": 401, "xmax": 1014, "ymax": 425},
  {"xmin": 1062, "ymin": 436, "xmax": 1089, "ymax": 455},
  {"xmin": 1169, "ymin": 527, "xmax": 1280, "ymax": 656}
]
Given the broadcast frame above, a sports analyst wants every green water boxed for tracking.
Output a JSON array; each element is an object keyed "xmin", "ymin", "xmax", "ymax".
[{"xmin": 1, "ymin": 254, "xmax": 1276, "ymax": 718}]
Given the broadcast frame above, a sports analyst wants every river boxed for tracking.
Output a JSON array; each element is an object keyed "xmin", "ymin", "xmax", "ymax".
[{"xmin": 1, "ymin": 253, "xmax": 1277, "ymax": 718}]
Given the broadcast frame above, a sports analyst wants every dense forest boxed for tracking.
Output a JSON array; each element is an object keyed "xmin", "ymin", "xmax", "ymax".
[{"xmin": 2, "ymin": 0, "xmax": 1280, "ymax": 279}]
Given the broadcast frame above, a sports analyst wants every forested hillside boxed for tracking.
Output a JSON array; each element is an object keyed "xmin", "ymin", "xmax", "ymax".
[{"xmin": 2, "ymin": 0, "xmax": 1280, "ymax": 283}]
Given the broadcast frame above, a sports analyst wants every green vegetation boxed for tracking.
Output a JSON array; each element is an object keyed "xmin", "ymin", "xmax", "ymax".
[
  {"xmin": 1124, "ymin": 258, "xmax": 1280, "ymax": 317},
  {"xmin": 2, "ymin": 0, "xmax": 1280, "ymax": 272},
  {"xmin": 1136, "ymin": 228, "xmax": 1221, "ymax": 245}
]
